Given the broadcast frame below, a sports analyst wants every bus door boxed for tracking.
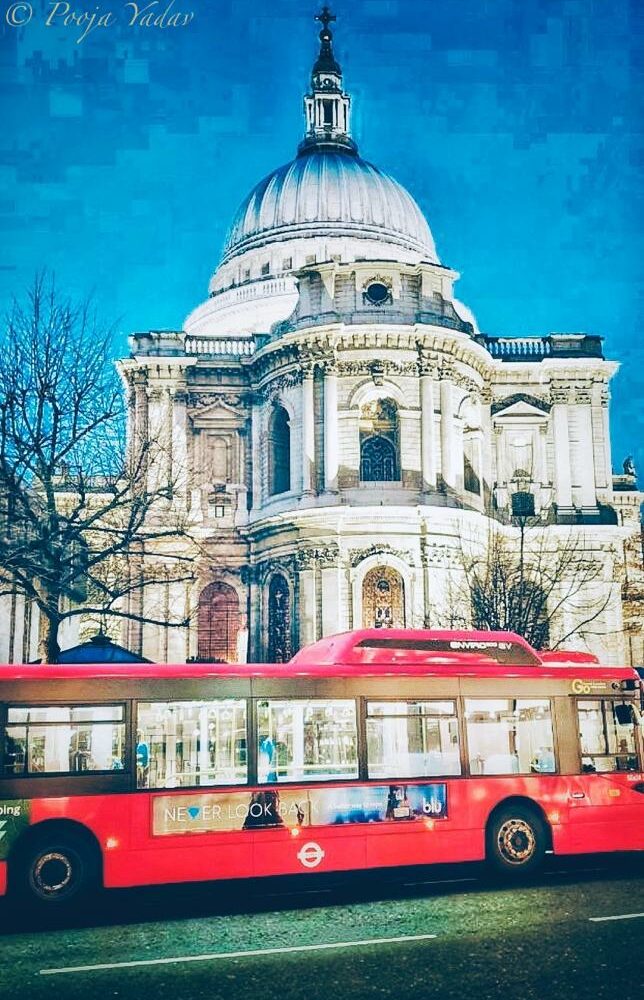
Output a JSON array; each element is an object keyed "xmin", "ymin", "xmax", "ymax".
[{"xmin": 566, "ymin": 697, "xmax": 644, "ymax": 852}]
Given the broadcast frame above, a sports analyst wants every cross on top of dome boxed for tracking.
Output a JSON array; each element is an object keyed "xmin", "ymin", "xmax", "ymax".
[
  {"xmin": 312, "ymin": 6, "xmax": 342, "ymax": 80},
  {"xmin": 315, "ymin": 6, "xmax": 336, "ymax": 31}
]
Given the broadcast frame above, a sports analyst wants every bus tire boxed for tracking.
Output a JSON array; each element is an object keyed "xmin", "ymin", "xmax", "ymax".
[
  {"xmin": 486, "ymin": 805, "xmax": 547, "ymax": 877},
  {"xmin": 13, "ymin": 828, "xmax": 100, "ymax": 907}
]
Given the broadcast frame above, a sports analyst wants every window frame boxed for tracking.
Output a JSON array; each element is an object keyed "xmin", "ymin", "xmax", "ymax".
[
  {"xmin": 364, "ymin": 697, "xmax": 462, "ymax": 781},
  {"xmin": 268, "ymin": 403, "xmax": 291, "ymax": 497},
  {"xmin": 462, "ymin": 697, "xmax": 559, "ymax": 777},
  {"xmin": 359, "ymin": 433, "xmax": 399, "ymax": 483},
  {"xmin": 135, "ymin": 698, "xmax": 250, "ymax": 790},
  {"xmin": 254, "ymin": 697, "xmax": 361, "ymax": 786},
  {"xmin": 2, "ymin": 701, "xmax": 130, "ymax": 779},
  {"xmin": 576, "ymin": 697, "xmax": 641, "ymax": 773}
]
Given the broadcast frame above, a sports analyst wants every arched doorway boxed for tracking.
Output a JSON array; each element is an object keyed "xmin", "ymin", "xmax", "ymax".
[
  {"xmin": 197, "ymin": 582, "xmax": 240, "ymax": 662},
  {"xmin": 362, "ymin": 566, "xmax": 405, "ymax": 628},
  {"xmin": 268, "ymin": 574, "xmax": 291, "ymax": 663}
]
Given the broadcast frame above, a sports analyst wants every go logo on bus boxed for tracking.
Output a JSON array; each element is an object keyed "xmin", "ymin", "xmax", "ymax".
[{"xmin": 571, "ymin": 678, "xmax": 609, "ymax": 695}]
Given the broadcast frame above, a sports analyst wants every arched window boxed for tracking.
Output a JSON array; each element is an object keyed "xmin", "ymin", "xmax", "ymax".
[
  {"xmin": 360, "ymin": 436, "xmax": 397, "ymax": 482},
  {"xmin": 269, "ymin": 404, "xmax": 291, "ymax": 496},
  {"xmin": 197, "ymin": 582, "xmax": 240, "ymax": 662},
  {"xmin": 268, "ymin": 574, "xmax": 291, "ymax": 663},
  {"xmin": 362, "ymin": 566, "xmax": 405, "ymax": 628},
  {"xmin": 359, "ymin": 399, "xmax": 399, "ymax": 482}
]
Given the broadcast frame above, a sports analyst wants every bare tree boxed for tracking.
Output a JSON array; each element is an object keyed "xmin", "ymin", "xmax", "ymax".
[
  {"xmin": 0, "ymin": 274, "xmax": 198, "ymax": 662},
  {"xmin": 456, "ymin": 521, "xmax": 613, "ymax": 650}
]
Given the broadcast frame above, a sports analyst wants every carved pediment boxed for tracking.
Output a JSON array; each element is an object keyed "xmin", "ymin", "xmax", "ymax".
[
  {"xmin": 188, "ymin": 396, "xmax": 246, "ymax": 429},
  {"xmin": 492, "ymin": 393, "xmax": 550, "ymax": 422}
]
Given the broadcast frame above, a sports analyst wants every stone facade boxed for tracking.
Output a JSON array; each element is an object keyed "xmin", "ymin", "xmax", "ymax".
[{"xmin": 109, "ymin": 308, "xmax": 641, "ymax": 667}]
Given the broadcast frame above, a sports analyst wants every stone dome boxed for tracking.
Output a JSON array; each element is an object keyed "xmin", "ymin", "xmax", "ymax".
[{"xmin": 220, "ymin": 147, "xmax": 438, "ymax": 265}]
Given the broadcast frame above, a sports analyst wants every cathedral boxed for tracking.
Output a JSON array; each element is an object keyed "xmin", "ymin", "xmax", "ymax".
[
  {"xmin": 3, "ymin": 10, "xmax": 640, "ymax": 666},
  {"xmin": 114, "ymin": 10, "xmax": 643, "ymax": 667}
]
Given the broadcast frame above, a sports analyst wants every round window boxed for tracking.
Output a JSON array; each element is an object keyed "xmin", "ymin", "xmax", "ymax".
[{"xmin": 365, "ymin": 281, "xmax": 390, "ymax": 306}]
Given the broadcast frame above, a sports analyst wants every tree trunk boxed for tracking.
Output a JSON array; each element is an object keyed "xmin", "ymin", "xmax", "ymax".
[{"xmin": 38, "ymin": 610, "xmax": 61, "ymax": 664}]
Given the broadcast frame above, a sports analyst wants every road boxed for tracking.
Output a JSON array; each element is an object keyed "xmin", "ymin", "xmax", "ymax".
[{"xmin": 0, "ymin": 855, "xmax": 643, "ymax": 1000}]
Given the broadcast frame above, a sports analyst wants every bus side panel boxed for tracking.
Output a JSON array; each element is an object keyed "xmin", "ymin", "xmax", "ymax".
[
  {"xmin": 552, "ymin": 773, "xmax": 644, "ymax": 855},
  {"xmin": 103, "ymin": 842, "xmax": 257, "ymax": 888},
  {"xmin": 253, "ymin": 825, "xmax": 366, "ymax": 877},
  {"xmin": 103, "ymin": 793, "xmax": 256, "ymax": 889},
  {"xmin": 364, "ymin": 823, "xmax": 484, "ymax": 868},
  {"xmin": 30, "ymin": 795, "xmax": 123, "ymax": 842},
  {"xmin": 362, "ymin": 780, "xmax": 486, "ymax": 867}
]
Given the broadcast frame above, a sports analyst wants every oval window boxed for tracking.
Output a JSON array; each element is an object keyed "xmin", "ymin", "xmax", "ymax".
[{"xmin": 365, "ymin": 282, "xmax": 390, "ymax": 305}]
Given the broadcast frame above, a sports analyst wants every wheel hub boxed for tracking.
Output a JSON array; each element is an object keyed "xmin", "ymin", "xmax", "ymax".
[
  {"xmin": 497, "ymin": 818, "xmax": 536, "ymax": 865},
  {"xmin": 32, "ymin": 852, "xmax": 73, "ymax": 895}
]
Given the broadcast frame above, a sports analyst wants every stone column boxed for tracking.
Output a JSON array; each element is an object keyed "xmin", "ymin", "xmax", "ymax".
[
  {"xmin": 440, "ymin": 376, "xmax": 456, "ymax": 489},
  {"xmin": 251, "ymin": 395, "xmax": 262, "ymax": 509},
  {"xmin": 319, "ymin": 546, "xmax": 341, "ymax": 636},
  {"xmin": 420, "ymin": 371, "xmax": 437, "ymax": 490},
  {"xmin": 590, "ymin": 382, "xmax": 611, "ymax": 492},
  {"xmin": 601, "ymin": 386, "xmax": 613, "ymax": 489},
  {"xmin": 170, "ymin": 385, "xmax": 188, "ymax": 498},
  {"xmin": 551, "ymin": 387, "xmax": 572, "ymax": 508},
  {"xmin": 144, "ymin": 386, "xmax": 165, "ymax": 494},
  {"xmin": 163, "ymin": 387, "xmax": 173, "ymax": 490},
  {"xmin": 132, "ymin": 372, "xmax": 149, "ymax": 477},
  {"xmin": 534, "ymin": 424, "xmax": 549, "ymax": 511},
  {"xmin": 297, "ymin": 557, "xmax": 317, "ymax": 647},
  {"xmin": 248, "ymin": 570, "xmax": 262, "ymax": 661},
  {"xmin": 573, "ymin": 391, "xmax": 596, "ymax": 508},
  {"xmin": 321, "ymin": 566, "xmax": 340, "ymax": 634},
  {"xmin": 124, "ymin": 376, "xmax": 136, "ymax": 471},
  {"xmin": 480, "ymin": 387, "xmax": 493, "ymax": 496},
  {"xmin": 323, "ymin": 364, "xmax": 338, "ymax": 492},
  {"xmin": 537, "ymin": 425, "xmax": 548, "ymax": 485},
  {"xmin": 301, "ymin": 369, "xmax": 315, "ymax": 494},
  {"xmin": 492, "ymin": 426, "xmax": 507, "ymax": 509}
]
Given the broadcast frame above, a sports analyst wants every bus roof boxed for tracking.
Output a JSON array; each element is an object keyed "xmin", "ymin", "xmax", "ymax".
[{"xmin": 0, "ymin": 630, "xmax": 635, "ymax": 683}]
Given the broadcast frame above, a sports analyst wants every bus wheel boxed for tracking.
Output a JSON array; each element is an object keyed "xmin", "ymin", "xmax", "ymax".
[
  {"xmin": 14, "ymin": 830, "xmax": 99, "ymax": 906},
  {"xmin": 486, "ymin": 806, "xmax": 546, "ymax": 877}
]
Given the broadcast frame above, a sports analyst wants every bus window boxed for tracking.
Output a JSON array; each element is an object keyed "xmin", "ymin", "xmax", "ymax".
[
  {"xmin": 366, "ymin": 701, "xmax": 460, "ymax": 779},
  {"xmin": 577, "ymin": 699, "xmax": 639, "ymax": 773},
  {"xmin": 137, "ymin": 700, "xmax": 247, "ymax": 789},
  {"xmin": 3, "ymin": 705, "xmax": 126, "ymax": 775},
  {"xmin": 256, "ymin": 700, "xmax": 358, "ymax": 783},
  {"xmin": 465, "ymin": 699, "xmax": 555, "ymax": 776}
]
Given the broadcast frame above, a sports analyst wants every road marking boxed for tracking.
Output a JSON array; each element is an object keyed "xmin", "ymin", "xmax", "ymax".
[
  {"xmin": 39, "ymin": 933, "xmax": 438, "ymax": 976},
  {"xmin": 589, "ymin": 912, "xmax": 644, "ymax": 923}
]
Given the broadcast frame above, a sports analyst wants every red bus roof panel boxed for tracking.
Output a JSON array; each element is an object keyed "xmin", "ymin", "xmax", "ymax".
[{"xmin": 289, "ymin": 629, "xmax": 543, "ymax": 667}]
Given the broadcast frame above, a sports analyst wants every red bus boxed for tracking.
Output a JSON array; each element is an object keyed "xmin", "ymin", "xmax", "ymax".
[{"xmin": 1, "ymin": 628, "xmax": 643, "ymax": 906}]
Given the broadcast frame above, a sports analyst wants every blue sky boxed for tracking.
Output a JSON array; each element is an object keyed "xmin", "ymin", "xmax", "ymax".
[{"xmin": 1, "ymin": 0, "xmax": 642, "ymax": 469}]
